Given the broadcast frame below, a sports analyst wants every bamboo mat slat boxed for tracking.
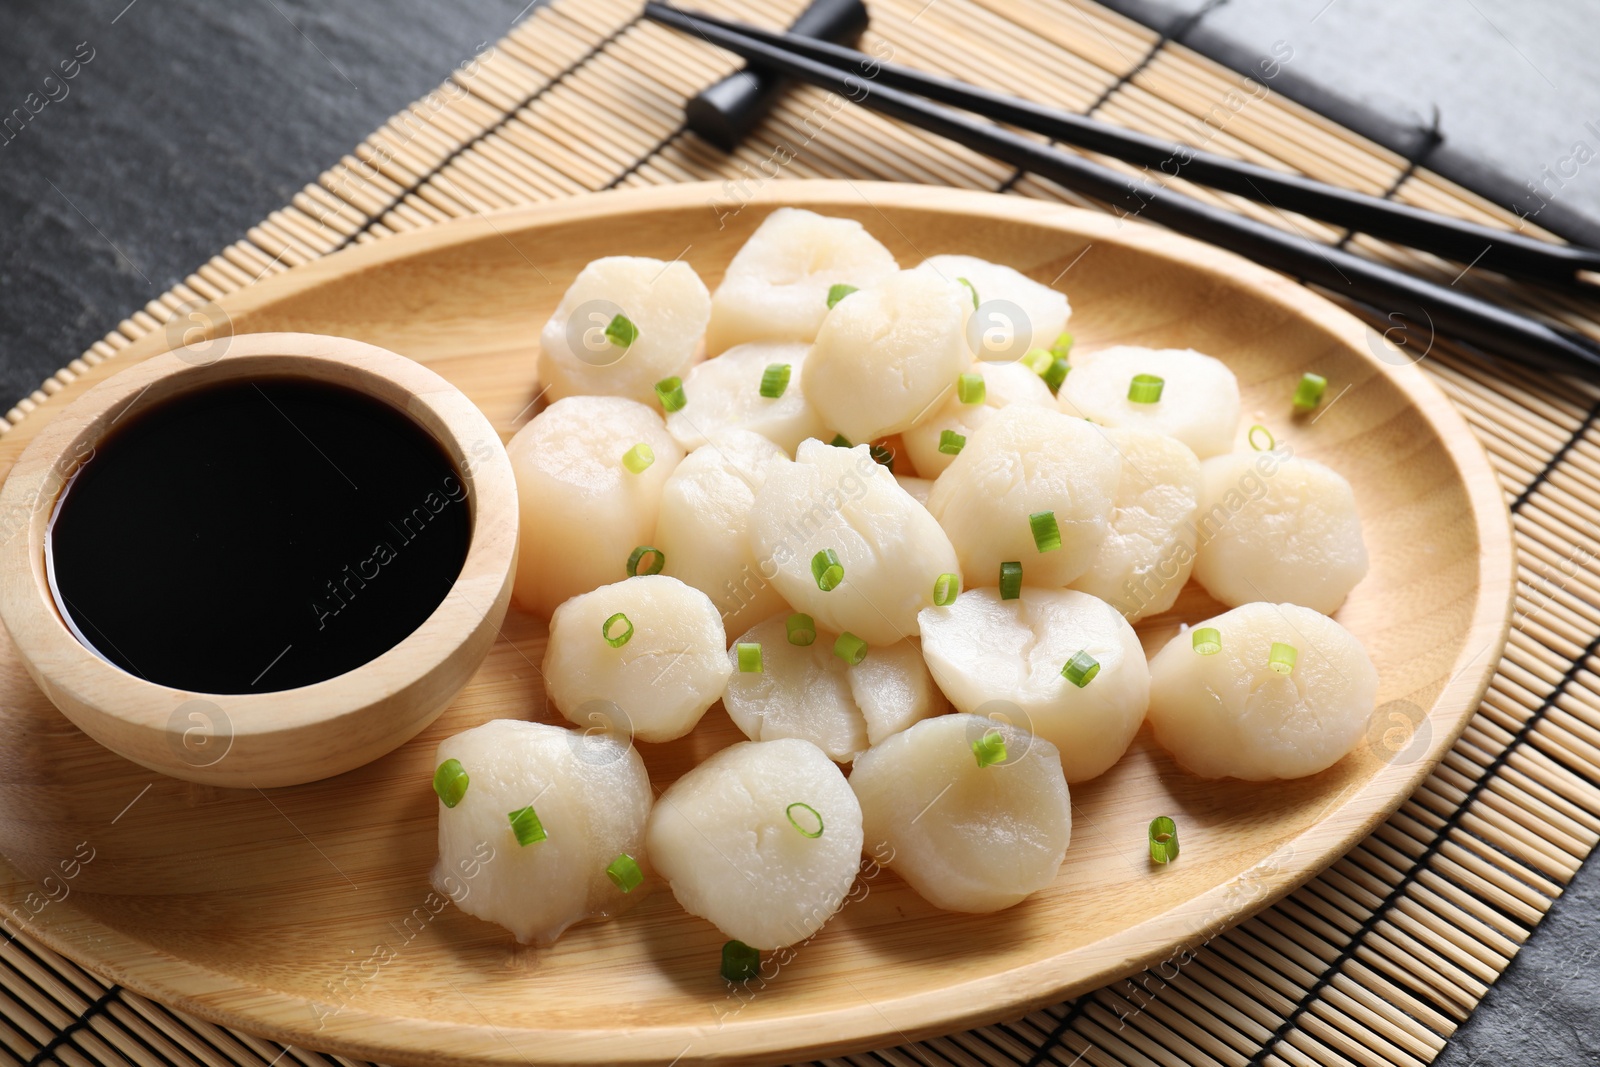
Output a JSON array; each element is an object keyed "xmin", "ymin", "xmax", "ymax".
[{"xmin": 6, "ymin": 0, "xmax": 1600, "ymax": 1064}]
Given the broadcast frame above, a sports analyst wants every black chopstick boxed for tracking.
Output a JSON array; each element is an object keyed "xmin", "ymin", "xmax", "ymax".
[
  {"xmin": 653, "ymin": 5, "xmax": 1600, "ymax": 290},
  {"xmin": 645, "ymin": 2, "xmax": 1600, "ymax": 377}
]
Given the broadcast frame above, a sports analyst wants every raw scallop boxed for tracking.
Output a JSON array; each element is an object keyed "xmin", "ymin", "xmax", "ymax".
[
  {"xmin": 1146, "ymin": 602, "xmax": 1379, "ymax": 780},
  {"xmin": 432, "ymin": 719, "xmax": 652, "ymax": 945},
  {"xmin": 646, "ymin": 738, "xmax": 864, "ymax": 949}
]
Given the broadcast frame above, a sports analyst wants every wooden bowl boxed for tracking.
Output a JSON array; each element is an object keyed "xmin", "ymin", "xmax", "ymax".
[
  {"xmin": 0, "ymin": 183, "xmax": 1513, "ymax": 1066},
  {"xmin": 0, "ymin": 332, "xmax": 518, "ymax": 788}
]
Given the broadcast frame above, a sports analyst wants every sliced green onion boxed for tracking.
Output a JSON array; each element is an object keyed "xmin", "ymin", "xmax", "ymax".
[
  {"xmin": 1149, "ymin": 816, "xmax": 1179, "ymax": 864},
  {"xmin": 432, "ymin": 758, "xmax": 469, "ymax": 808},
  {"xmin": 833, "ymin": 631, "xmax": 868, "ymax": 665},
  {"xmin": 1293, "ymin": 372, "xmax": 1327, "ymax": 411},
  {"xmin": 721, "ymin": 939, "xmax": 760, "ymax": 982},
  {"xmin": 621, "ymin": 442, "xmax": 654, "ymax": 474},
  {"xmin": 760, "ymin": 363, "xmax": 791, "ymax": 399},
  {"xmin": 737, "ymin": 642, "xmax": 763, "ymax": 673},
  {"xmin": 1029, "ymin": 510, "xmax": 1062, "ymax": 553},
  {"xmin": 605, "ymin": 313, "xmax": 638, "ymax": 349},
  {"xmin": 1043, "ymin": 356, "xmax": 1070, "ymax": 394},
  {"xmin": 786, "ymin": 613, "xmax": 816, "ymax": 646},
  {"xmin": 999, "ymin": 561, "xmax": 1022, "ymax": 600},
  {"xmin": 1062, "ymin": 649, "xmax": 1100, "ymax": 688},
  {"xmin": 602, "ymin": 612, "xmax": 634, "ymax": 648},
  {"xmin": 1268, "ymin": 641, "xmax": 1297, "ymax": 675},
  {"xmin": 1023, "ymin": 347, "xmax": 1054, "ymax": 375},
  {"xmin": 938, "ymin": 429, "xmax": 966, "ymax": 455},
  {"xmin": 933, "ymin": 572, "xmax": 960, "ymax": 607},
  {"xmin": 785, "ymin": 801, "xmax": 824, "ymax": 838},
  {"xmin": 1128, "ymin": 373, "xmax": 1165, "ymax": 404},
  {"xmin": 654, "ymin": 375, "xmax": 686, "ymax": 413},
  {"xmin": 627, "ymin": 544, "xmax": 665, "ymax": 577},
  {"xmin": 1191, "ymin": 627, "xmax": 1221, "ymax": 655},
  {"xmin": 811, "ymin": 548, "xmax": 844, "ymax": 591},
  {"xmin": 508, "ymin": 804, "xmax": 546, "ymax": 846},
  {"xmin": 869, "ymin": 442, "xmax": 895, "ymax": 471},
  {"xmin": 971, "ymin": 729, "xmax": 1007, "ymax": 769},
  {"xmin": 957, "ymin": 372, "xmax": 986, "ymax": 404},
  {"xmin": 826, "ymin": 283, "xmax": 857, "ymax": 309},
  {"xmin": 830, "ymin": 433, "xmax": 852, "ymax": 448},
  {"xmin": 606, "ymin": 853, "xmax": 643, "ymax": 892},
  {"xmin": 957, "ymin": 276, "xmax": 979, "ymax": 309},
  {"xmin": 1248, "ymin": 424, "xmax": 1275, "ymax": 452},
  {"xmin": 1050, "ymin": 330, "xmax": 1075, "ymax": 359}
]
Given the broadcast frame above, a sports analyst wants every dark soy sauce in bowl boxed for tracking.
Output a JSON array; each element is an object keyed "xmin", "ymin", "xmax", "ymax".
[{"xmin": 46, "ymin": 379, "xmax": 472, "ymax": 694}]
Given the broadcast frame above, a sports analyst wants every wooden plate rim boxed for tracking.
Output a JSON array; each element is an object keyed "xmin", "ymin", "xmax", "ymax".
[{"xmin": 0, "ymin": 182, "xmax": 1517, "ymax": 1066}]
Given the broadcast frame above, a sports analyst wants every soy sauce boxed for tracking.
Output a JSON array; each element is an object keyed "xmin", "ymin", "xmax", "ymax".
[{"xmin": 46, "ymin": 379, "xmax": 472, "ymax": 694}]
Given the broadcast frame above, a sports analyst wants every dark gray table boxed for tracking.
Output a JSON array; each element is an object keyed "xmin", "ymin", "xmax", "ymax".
[{"xmin": 1, "ymin": 1, "xmax": 1595, "ymax": 1063}]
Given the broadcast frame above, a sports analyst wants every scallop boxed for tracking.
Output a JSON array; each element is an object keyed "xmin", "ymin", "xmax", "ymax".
[
  {"xmin": 654, "ymin": 429, "xmax": 789, "ymax": 633},
  {"xmin": 1057, "ymin": 346, "xmax": 1240, "ymax": 458},
  {"xmin": 542, "ymin": 574, "xmax": 732, "ymax": 744},
  {"xmin": 895, "ymin": 474, "xmax": 934, "ymax": 506},
  {"xmin": 1070, "ymin": 428, "xmax": 1202, "ymax": 621},
  {"xmin": 917, "ymin": 587, "xmax": 1149, "ymax": 782},
  {"xmin": 1192, "ymin": 449, "xmax": 1368, "ymax": 614},
  {"xmin": 664, "ymin": 342, "xmax": 827, "ymax": 453},
  {"xmin": 723, "ymin": 613, "xmax": 948, "ymax": 761},
  {"xmin": 646, "ymin": 738, "xmax": 865, "ymax": 949},
  {"xmin": 849, "ymin": 714, "xmax": 1071, "ymax": 913},
  {"xmin": 849, "ymin": 637, "xmax": 951, "ymax": 745},
  {"xmin": 901, "ymin": 360, "xmax": 1056, "ymax": 479},
  {"xmin": 538, "ymin": 256, "xmax": 711, "ymax": 405},
  {"xmin": 706, "ymin": 208, "xmax": 898, "ymax": 354},
  {"xmin": 1146, "ymin": 602, "xmax": 1380, "ymax": 780},
  {"xmin": 801, "ymin": 269, "xmax": 972, "ymax": 443},
  {"xmin": 431, "ymin": 719, "xmax": 652, "ymax": 945},
  {"xmin": 913, "ymin": 254, "xmax": 1071, "ymax": 360},
  {"xmin": 508, "ymin": 396, "xmax": 684, "ymax": 618},
  {"xmin": 749, "ymin": 439, "xmax": 961, "ymax": 645},
  {"xmin": 925, "ymin": 405, "xmax": 1119, "ymax": 590}
]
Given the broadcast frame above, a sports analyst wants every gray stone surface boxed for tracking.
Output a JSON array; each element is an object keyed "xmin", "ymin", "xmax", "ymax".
[
  {"xmin": 0, "ymin": 0, "xmax": 529, "ymax": 408},
  {"xmin": 1, "ymin": 0, "xmax": 1597, "ymax": 1063},
  {"xmin": 1106, "ymin": 0, "xmax": 1600, "ymax": 236}
]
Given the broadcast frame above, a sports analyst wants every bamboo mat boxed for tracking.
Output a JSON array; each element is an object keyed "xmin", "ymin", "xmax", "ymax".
[{"xmin": 5, "ymin": 1, "xmax": 1600, "ymax": 1065}]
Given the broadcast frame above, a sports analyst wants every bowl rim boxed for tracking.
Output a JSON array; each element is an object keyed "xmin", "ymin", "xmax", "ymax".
[{"xmin": 0, "ymin": 332, "xmax": 519, "ymax": 761}]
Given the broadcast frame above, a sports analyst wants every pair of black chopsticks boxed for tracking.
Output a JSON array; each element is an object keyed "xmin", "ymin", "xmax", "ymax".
[{"xmin": 645, "ymin": 2, "xmax": 1600, "ymax": 377}]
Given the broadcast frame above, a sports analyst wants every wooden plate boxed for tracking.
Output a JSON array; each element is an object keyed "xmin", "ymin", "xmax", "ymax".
[{"xmin": 0, "ymin": 182, "xmax": 1514, "ymax": 1067}]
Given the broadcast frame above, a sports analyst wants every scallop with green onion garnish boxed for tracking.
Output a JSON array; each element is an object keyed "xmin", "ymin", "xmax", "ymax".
[
  {"xmin": 722, "ymin": 613, "xmax": 949, "ymax": 762},
  {"xmin": 537, "ymin": 255, "xmax": 711, "ymax": 405},
  {"xmin": 663, "ymin": 341, "xmax": 827, "ymax": 453},
  {"xmin": 542, "ymin": 574, "xmax": 732, "ymax": 744},
  {"xmin": 1069, "ymin": 427, "xmax": 1202, "ymax": 621},
  {"xmin": 706, "ymin": 207, "xmax": 898, "ymax": 354},
  {"xmin": 507, "ymin": 395, "xmax": 683, "ymax": 618},
  {"xmin": 912, "ymin": 253, "xmax": 1071, "ymax": 359},
  {"xmin": 654, "ymin": 428, "xmax": 789, "ymax": 632},
  {"xmin": 645, "ymin": 738, "xmax": 864, "ymax": 949},
  {"xmin": 1192, "ymin": 449, "xmax": 1369, "ymax": 614},
  {"xmin": 901, "ymin": 361, "xmax": 1056, "ymax": 479},
  {"xmin": 801, "ymin": 269, "xmax": 973, "ymax": 444},
  {"xmin": 430, "ymin": 719, "xmax": 652, "ymax": 945},
  {"xmin": 850, "ymin": 714, "xmax": 1072, "ymax": 913},
  {"xmin": 1056, "ymin": 346, "xmax": 1241, "ymax": 459},
  {"xmin": 748, "ymin": 439, "xmax": 961, "ymax": 645},
  {"xmin": 1146, "ymin": 602, "xmax": 1380, "ymax": 780},
  {"xmin": 918, "ymin": 587, "xmax": 1148, "ymax": 783},
  {"xmin": 926, "ymin": 405, "xmax": 1120, "ymax": 590}
]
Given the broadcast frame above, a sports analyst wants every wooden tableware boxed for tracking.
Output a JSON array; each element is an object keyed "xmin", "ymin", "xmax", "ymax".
[
  {"xmin": 0, "ymin": 182, "xmax": 1514, "ymax": 1066},
  {"xmin": 0, "ymin": 332, "xmax": 519, "ymax": 788}
]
